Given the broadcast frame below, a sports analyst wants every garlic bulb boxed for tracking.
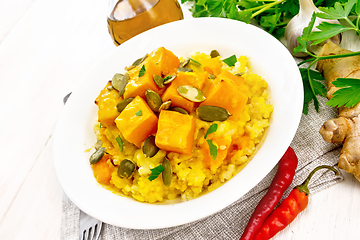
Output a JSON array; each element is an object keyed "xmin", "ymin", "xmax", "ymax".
[{"xmin": 285, "ymin": 0, "xmax": 341, "ymax": 57}]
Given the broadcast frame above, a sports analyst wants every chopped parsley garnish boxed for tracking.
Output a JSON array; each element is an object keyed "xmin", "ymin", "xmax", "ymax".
[
  {"xmin": 148, "ymin": 164, "xmax": 164, "ymax": 181},
  {"xmin": 138, "ymin": 65, "xmax": 146, "ymax": 77},
  {"xmin": 204, "ymin": 123, "xmax": 218, "ymax": 139},
  {"xmin": 189, "ymin": 58, "xmax": 201, "ymax": 65},
  {"xmin": 222, "ymin": 55, "xmax": 237, "ymax": 67},
  {"xmin": 163, "ymin": 75, "xmax": 172, "ymax": 81},
  {"xmin": 204, "ymin": 123, "xmax": 218, "ymax": 160},
  {"xmin": 136, "ymin": 110, "xmax": 143, "ymax": 116},
  {"xmin": 116, "ymin": 135, "xmax": 123, "ymax": 151},
  {"xmin": 206, "ymin": 139, "xmax": 218, "ymax": 160}
]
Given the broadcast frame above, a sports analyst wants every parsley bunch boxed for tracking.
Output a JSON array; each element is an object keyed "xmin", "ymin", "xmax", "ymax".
[
  {"xmin": 182, "ymin": 0, "xmax": 338, "ymax": 39},
  {"xmin": 296, "ymin": 0, "xmax": 360, "ymax": 113}
]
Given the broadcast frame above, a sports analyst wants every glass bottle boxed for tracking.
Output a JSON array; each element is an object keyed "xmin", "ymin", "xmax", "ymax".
[{"xmin": 107, "ymin": 0, "xmax": 184, "ymax": 46}]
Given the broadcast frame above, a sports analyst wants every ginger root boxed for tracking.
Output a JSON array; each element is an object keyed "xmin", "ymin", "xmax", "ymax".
[{"xmin": 317, "ymin": 41, "xmax": 360, "ymax": 181}]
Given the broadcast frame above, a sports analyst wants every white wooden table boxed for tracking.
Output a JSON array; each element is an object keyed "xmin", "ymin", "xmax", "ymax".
[{"xmin": 1, "ymin": 0, "xmax": 359, "ymax": 239}]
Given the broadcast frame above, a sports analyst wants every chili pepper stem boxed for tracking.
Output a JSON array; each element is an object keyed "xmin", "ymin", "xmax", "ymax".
[{"xmin": 296, "ymin": 165, "xmax": 339, "ymax": 195}]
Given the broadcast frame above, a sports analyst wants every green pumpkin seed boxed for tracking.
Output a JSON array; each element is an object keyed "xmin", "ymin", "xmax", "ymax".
[
  {"xmin": 89, "ymin": 147, "xmax": 105, "ymax": 164},
  {"xmin": 180, "ymin": 58, "xmax": 190, "ymax": 68},
  {"xmin": 117, "ymin": 159, "xmax": 136, "ymax": 178},
  {"xmin": 145, "ymin": 89, "xmax": 162, "ymax": 112},
  {"xmin": 126, "ymin": 54, "xmax": 148, "ymax": 70},
  {"xmin": 196, "ymin": 105, "xmax": 231, "ymax": 122},
  {"xmin": 153, "ymin": 74, "xmax": 165, "ymax": 88},
  {"xmin": 177, "ymin": 67, "xmax": 193, "ymax": 73},
  {"xmin": 235, "ymin": 72, "xmax": 244, "ymax": 76},
  {"xmin": 112, "ymin": 72, "xmax": 129, "ymax": 97},
  {"xmin": 133, "ymin": 54, "xmax": 148, "ymax": 66},
  {"xmin": 177, "ymin": 85, "xmax": 206, "ymax": 102},
  {"xmin": 162, "ymin": 158, "xmax": 172, "ymax": 187},
  {"xmin": 210, "ymin": 50, "xmax": 220, "ymax": 58},
  {"xmin": 163, "ymin": 74, "xmax": 177, "ymax": 84},
  {"xmin": 171, "ymin": 106, "xmax": 188, "ymax": 115},
  {"xmin": 159, "ymin": 100, "xmax": 172, "ymax": 111},
  {"xmin": 142, "ymin": 135, "xmax": 159, "ymax": 158},
  {"xmin": 116, "ymin": 97, "xmax": 134, "ymax": 113}
]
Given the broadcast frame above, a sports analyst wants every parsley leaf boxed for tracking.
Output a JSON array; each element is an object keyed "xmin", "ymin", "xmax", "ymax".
[
  {"xmin": 116, "ymin": 135, "xmax": 123, "ymax": 151},
  {"xmin": 235, "ymin": 9, "xmax": 253, "ymax": 24},
  {"xmin": 356, "ymin": 0, "xmax": 360, "ymax": 15},
  {"xmin": 326, "ymin": 78, "xmax": 360, "ymax": 108},
  {"xmin": 139, "ymin": 65, "xmax": 146, "ymax": 78},
  {"xmin": 304, "ymin": 22, "xmax": 349, "ymax": 46},
  {"xmin": 206, "ymin": 139, "xmax": 218, "ymax": 160},
  {"xmin": 293, "ymin": 13, "xmax": 317, "ymax": 56},
  {"xmin": 148, "ymin": 165, "xmax": 164, "ymax": 181},
  {"xmin": 207, "ymin": 0, "xmax": 225, "ymax": 17},
  {"xmin": 260, "ymin": 13, "xmax": 282, "ymax": 34},
  {"xmin": 304, "ymin": 0, "xmax": 359, "ymax": 46},
  {"xmin": 317, "ymin": 0, "xmax": 357, "ymax": 20},
  {"xmin": 300, "ymin": 68, "xmax": 327, "ymax": 114},
  {"xmin": 222, "ymin": 55, "xmax": 237, "ymax": 67},
  {"xmin": 280, "ymin": 0, "xmax": 300, "ymax": 16},
  {"xmin": 136, "ymin": 110, "xmax": 142, "ymax": 116},
  {"xmin": 227, "ymin": 4, "xmax": 251, "ymax": 23},
  {"xmin": 204, "ymin": 123, "xmax": 218, "ymax": 139}
]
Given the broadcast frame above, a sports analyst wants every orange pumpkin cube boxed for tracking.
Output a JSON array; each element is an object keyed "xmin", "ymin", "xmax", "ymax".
[
  {"xmin": 200, "ymin": 57, "xmax": 223, "ymax": 76},
  {"xmin": 200, "ymin": 70, "xmax": 248, "ymax": 120},
  {"xmin": 161, "ymin": 71, "xmax": 208, "ymax": 113},
  {"xmin": 155, "ymin": 110, "xmax": 196, "ymax": 155},
  {"xmin": 92, "ymin": 154, "xmax": 113, "ymax": 185},
  {"xmin": 124, "ymin": 57, "xmax": 161, "ymax": 99},
  {"xmin": 202, "ymin": 136, "xmax": 231, "ymax": 170},
  {"xmin": 218, "ymin": 69, "xmax": 246, "ymax": 89},
  {"xmin": 150, "ymin": 47, "xmax": 180, "ymax": 76},
  {"xmin": 115, "ymin": 96, "xmax": 158, "ymax": 148},
  {"xmin": 95, "ymin": 81, "xmax": 122, "ymax": 127}
]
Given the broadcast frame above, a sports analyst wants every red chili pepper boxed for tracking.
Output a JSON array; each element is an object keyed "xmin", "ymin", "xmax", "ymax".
[
  {"xmin": 240, "ymin": 147, "xmax": 298, "ymax": 240},
  {"xmin": 253, "ymin": 165, "xmax": 339, "ymax": 240}
]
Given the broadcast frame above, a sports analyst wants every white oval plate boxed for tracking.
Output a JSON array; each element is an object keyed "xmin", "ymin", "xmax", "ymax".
[{"xmin": 53, "ymin": 17, "xmax": 303, "ymax": 229}]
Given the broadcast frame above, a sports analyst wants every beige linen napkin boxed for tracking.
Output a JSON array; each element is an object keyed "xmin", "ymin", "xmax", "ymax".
[{"xmin": 61, "ymin": 96, "xmax": 344, "ymax": 240}]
